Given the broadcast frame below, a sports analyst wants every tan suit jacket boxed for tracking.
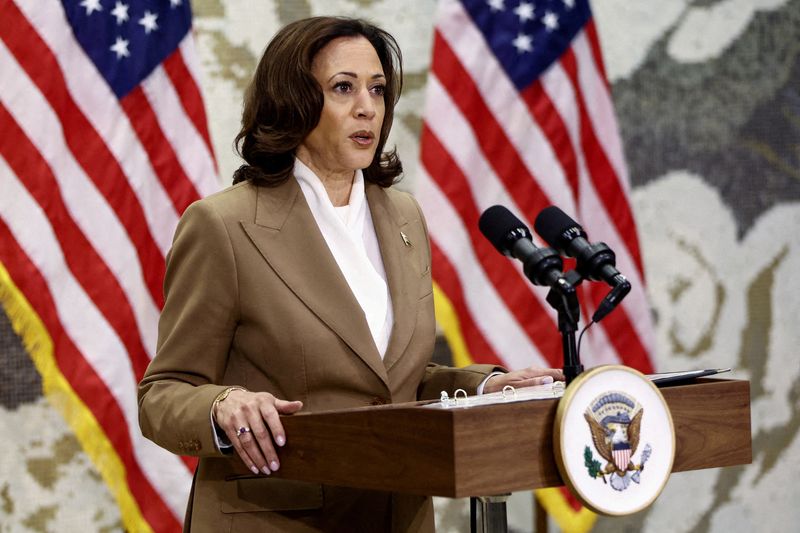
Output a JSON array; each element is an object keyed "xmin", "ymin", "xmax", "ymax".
[{"xmin": 138, "ymin": 177, "xmax": 501, "ymax": 532}]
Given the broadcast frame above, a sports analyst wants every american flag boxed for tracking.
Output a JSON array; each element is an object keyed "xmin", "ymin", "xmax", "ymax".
[
  {"xmin": 0, "ymin": 0, "xmax": 218, "ymax": 531},
  {"xmin": 417, "ymin": 0, "xmax": 655, "ymax": 529}
]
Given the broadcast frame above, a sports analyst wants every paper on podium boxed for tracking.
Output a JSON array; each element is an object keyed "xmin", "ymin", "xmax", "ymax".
[
  {"xmin": 425, "ymin": 367, "xmax": 733, "ymax": 410},
  {"xmin": 425, "ymin": 381, "xmax": 565, "ymax": 409},
  {"xmin": 648, "ymin": 368, "xmax": 731, "ymax": 386}
]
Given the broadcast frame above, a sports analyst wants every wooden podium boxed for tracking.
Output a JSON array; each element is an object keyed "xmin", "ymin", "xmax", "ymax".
[
  {"xmin": 270, "ymin": 378, "xmax": 750, "ymax": 530},
  {"xmin": 273, "ymin": 378, "xmax": 751, "ymax": 494}
]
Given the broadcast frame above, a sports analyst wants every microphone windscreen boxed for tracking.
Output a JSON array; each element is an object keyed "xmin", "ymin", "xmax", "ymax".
[
  {"xmin": 534, "ymin": 206, "xmax": 581, "ymax": 247},
  {"xmin": 479, "ymin": 205, "xmax": 529, "ymax": 254}
]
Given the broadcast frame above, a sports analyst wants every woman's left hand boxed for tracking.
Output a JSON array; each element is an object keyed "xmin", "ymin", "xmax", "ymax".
[{"xmin": 482, "ymin": 367, "xmax": 564, "ymax": 394}]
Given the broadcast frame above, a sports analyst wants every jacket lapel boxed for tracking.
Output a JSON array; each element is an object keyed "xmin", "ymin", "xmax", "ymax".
[
  {"xmin": 240, "ymin": 180, "xmax": 389, "ymax": 388},
  {"xmin": 366, "ymin": 184, "xmax": 422, "ymax": 372}
]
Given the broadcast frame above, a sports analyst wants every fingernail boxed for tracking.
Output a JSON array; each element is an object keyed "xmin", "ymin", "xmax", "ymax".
[
  {"xmin": 270, "ymin": 460, "xmax": 280, "ymax": 472},
  {"xmin": 541, "ymin": 376, "xmax": 554, "ymax": 384},
  {"xmin": 276, "ymin": 435, "xmax": 286, "ymax": 447},
  {"xmin": 250, "ymin": 466, "xmax": 259, "ymax": 475},
  {"xmin": 261, "ymin": 466, "xmax": 271, "ymax": 475}
]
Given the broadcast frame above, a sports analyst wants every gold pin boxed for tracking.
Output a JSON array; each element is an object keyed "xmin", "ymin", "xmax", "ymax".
[{"xmin": 400, "ymin": 231, "xmax": 411, "ymax": 247}]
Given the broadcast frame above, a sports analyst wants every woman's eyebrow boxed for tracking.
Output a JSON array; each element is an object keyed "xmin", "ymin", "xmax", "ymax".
[{"xmin": 327, "ymin": 71, "xmax": 386, "ymax": 82}]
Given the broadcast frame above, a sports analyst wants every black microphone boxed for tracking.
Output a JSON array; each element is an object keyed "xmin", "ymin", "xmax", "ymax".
[
  {"xmin": 478, "ymin": 205, "xmax": 565, "ymax": 288},
  {"xmin": 534, "ymin": 206, "xmax": 630, "ymax": 321}
]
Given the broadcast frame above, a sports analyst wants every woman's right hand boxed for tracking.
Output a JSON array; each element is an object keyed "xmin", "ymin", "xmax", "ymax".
[{"xmin": 214, "ymin": 390, "xmax": 303, "ymax": 475}]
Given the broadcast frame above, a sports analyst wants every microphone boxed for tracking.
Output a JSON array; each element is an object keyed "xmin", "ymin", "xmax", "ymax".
[
  {"xmin": 534, "ymin": 206, "xmax": 630, "ymax": 321},
  {"xmin": 478, "ymin": 205, "xmax": 565, "ymax": 288}
]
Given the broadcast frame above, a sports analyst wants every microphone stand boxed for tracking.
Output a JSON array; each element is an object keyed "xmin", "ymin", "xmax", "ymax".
[{"xmin": 545, "ymin": 270, "xmax": 584, "ymax": 385}]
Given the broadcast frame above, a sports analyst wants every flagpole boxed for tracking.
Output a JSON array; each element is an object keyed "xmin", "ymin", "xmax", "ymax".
[{"xmin": 534, "ymin": 491, "xmax": 548, "ymax": 533}]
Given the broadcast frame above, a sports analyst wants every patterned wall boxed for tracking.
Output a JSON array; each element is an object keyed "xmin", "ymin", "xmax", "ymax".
[
  {"xmin": 592, "ymin": 1, "xmax": 800, "ymax": 531},
  {"xmin": 1, "ymin": 0, "xmax": 798, "ymax": 531}
]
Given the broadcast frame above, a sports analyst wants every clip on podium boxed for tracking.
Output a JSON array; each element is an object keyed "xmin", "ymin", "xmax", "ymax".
[{"xmin": 269, "ymin": 378, "xmax": 750, "ymax": 532}]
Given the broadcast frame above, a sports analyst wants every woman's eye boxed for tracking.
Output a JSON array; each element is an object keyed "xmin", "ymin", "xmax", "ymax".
[
  {"xmin": 333, "ymin": 81, "xmax": 352, "ymax": 93},
  {"xmin": 371, "ymin": 84, "xmax": 386, "ymax": 96}
]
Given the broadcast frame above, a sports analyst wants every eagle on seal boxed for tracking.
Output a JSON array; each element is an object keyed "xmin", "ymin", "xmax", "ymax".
[{"xmin": 584, "ymin": 408, "xmax": 643, "ymax": 477}]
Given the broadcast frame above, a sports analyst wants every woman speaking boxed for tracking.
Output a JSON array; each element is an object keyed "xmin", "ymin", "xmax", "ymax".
[{"xmin": 138, "ymin": 16, "xmax": 562, "ymax": 532}]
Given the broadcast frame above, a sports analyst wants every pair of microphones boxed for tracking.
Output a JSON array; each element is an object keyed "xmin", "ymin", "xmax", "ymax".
[{"xmin": 478, "ymin": 205, "xmax": 630, "ymax": 323}]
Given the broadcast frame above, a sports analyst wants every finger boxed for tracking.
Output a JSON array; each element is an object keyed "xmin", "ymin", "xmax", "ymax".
[
  {"xmin": 260, "ymin": 402, "xmax": 290, "ymax": 453},
  {"xmin": 252, "ymin": 407, "xmax": 280, "ymax": 474},
  {"xmin": 524, "ymin": 367, "xmax": 565, "ymax": 380},
  {"xmin": 274, "ymin": 399, "xmax": 303, "ymax": 414},
  {"xmin": 235, "ymin": 403, "xmax": 276, "ymax": 475},
  {"xmin": 225, "ymin": 422, "xmax": 264, "ymax": 476},
  {"xmin": 236, "ymin": 423, "xmax": 272, "ymax": 475},
  {"xmin": 541, "ymin": 367, "xmax": 565, "ymax": 380},
  {"xmin": 530, "ymin": 375, "xmax": 556, "ymax": 384},
  {"xmin": 508, "ymin": 375, "xmax": 555, "ymax": 388}
]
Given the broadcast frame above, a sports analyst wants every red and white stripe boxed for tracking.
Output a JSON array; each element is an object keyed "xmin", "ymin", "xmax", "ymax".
[
  {"xmin": 0, "ymin": 0, "xmax": 220, "ymax": 530},
  {"xmin": 418, "ymin": 0, "xmax": 654, "ymax": 372},
  {"xmin": 613, "ymin": 447, "xmax": 633, "ymax": 471}
]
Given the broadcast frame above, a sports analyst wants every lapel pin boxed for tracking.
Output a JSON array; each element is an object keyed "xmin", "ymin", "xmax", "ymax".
[{"xmin": 400, "ymin": 231, "xmax": 411, "ymax": 247}]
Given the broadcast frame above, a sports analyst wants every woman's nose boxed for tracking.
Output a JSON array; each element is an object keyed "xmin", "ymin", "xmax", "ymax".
[{"xmin": 354, "ymin": 89, "xmax": 376, "ymax": 119}]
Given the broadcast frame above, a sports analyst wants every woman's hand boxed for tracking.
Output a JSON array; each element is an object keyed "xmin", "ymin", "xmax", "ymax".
[
  {"xmin": 213, "ymin": 390, "xmax": 303, "ymax": 475},
  {"xmin": 482, "ymin": 367, "xmax": 565, "ymax": 394}
]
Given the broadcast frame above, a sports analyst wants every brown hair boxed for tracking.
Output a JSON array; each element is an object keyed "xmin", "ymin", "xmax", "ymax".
[{"xmin": 232, "ymin": 17, "xmax": 403, "ymax": 187}]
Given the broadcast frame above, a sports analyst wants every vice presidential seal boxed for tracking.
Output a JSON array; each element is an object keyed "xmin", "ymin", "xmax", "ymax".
[{"xmin": 553, "ymin": 365, "xmax": 675, "ymax": 515}]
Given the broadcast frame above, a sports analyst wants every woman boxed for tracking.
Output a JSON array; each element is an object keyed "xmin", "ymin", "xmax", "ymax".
[{"xmin": 138, "ymin": 16, "xmax": 562, "ymax": 532}]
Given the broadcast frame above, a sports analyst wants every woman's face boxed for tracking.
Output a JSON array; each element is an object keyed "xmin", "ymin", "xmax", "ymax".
[{"xmin": 296, "ymin": 36, "xmax": 386, "ymax": 180}]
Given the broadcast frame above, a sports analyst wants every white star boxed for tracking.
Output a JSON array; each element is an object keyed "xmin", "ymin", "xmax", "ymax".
[
  {"xmin": 80, "ymin": 0, "xmax": 103, "ymax": 16},
  {"xmin": 542, "ymin": 11, "xmax": 559, "ymax": 31},
  {"xmin": 512, "ymin": 33, "xmax": 533, "ymax": 53},
  {"xmin": 169, "ymin": 0, "xmax": 183, "ymax": 7},
  {"xmin": 110, "ymin": 2, "xmax": 128, "ymax": 25},
  {"xmin": 487, "ymin": 0, "xmax": 505, "ymax": 12},
  {"xmin": 563, "ymin": 0, "xmax": 575, "ymax": 9},
  {"xmin": 109, "ymin": 36, "xmax": 130, "ymax": 59},
  {"xmin": 514, "ymin": 2, "xmax": 535, "ymax": 23},
  {"xmin": 138, "ymin": 10, "xmax": 159, "ymax": 34}
]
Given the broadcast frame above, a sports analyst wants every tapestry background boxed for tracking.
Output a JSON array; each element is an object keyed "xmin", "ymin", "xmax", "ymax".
[{"xmin": 2, "ymin": 0, "xmax": 798, "ymax": 531}]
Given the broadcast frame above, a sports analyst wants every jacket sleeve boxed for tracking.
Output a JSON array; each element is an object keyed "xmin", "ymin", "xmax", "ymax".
[
  {"xmin": 138, "ymin": 199, "xmax": 240, "ymax": 457},
  {"xmin": 417, "ymin": 363, "xmax": 505, "ymax": 400}
]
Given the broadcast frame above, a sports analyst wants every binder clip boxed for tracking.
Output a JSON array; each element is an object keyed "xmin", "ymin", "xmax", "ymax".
[
  {"xmin": 454, "ymin": 389, "xmax": 468, "ymax": 405},
  {"xmin": 501, "ymin": 385, "xmax": 517, "ymax": 400},
  {"xmin": 440, "ymin": 390, "xmax": 457, "ymax": 408}
]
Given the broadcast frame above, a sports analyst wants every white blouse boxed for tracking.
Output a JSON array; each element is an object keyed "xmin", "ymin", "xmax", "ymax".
[{"xmin": 293, "ymin": 159, "xmax": 393, "ymax": 359}]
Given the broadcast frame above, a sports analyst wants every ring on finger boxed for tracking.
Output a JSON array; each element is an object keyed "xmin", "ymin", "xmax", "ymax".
[{"xmin": 236, "ymin": 426, "xmax": 251, "ymax": 437}]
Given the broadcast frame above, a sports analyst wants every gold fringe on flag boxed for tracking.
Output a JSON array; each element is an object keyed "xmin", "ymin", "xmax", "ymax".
[
  {"xmin": 0, "ymin": 261, "xmax": 153, "ymax": 533},
  {"xmin": 537, "ymin": 487, "xmax": 597, "ymax": 533},
  {"xmin": 432, "ymin": 281, "xmax": 475, "ymax": 368},
  {"xmin": 433, "ymin": 283, "xmax": 598, "ymax": 533}
]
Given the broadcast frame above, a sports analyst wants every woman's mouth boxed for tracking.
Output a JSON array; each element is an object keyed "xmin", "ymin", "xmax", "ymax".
[{"xmin": 350, "ymin": 131, "xmax": 375, "ymax": 146}]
